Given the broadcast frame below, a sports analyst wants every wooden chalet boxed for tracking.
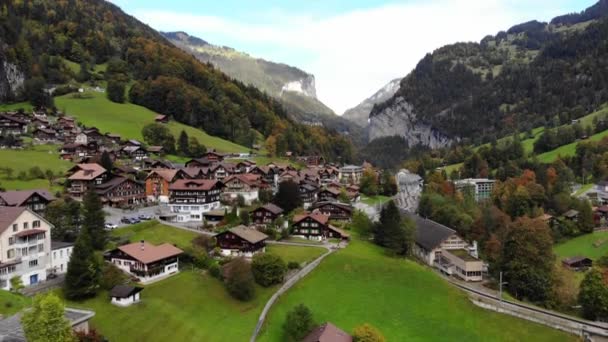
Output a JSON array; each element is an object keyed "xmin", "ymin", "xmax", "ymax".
[
  {"xmin": 215, "ymin": 225, "xmax": 269, "ymax": 257},
  {"xmin": 106, "ymin": 241, "xmax": 183, "ymax": 283},
  {"xmin": 185, "ymin": 157, "xmax": 213, "ymax": 168},
  {"xmin": 60, "ymin": 143, "xmax": 88, "ymax": 160},
  {"xmin": 67, "ymin": 163, "xmax": 109, "ymax": 197},
  {"xmin": 210, "ymin": 163, "xmax": 236, "ymax": 180},
  {"xmin": 105, "ymin": 133, "xmax": 121, "ymax": 145},
  {"xmin": 318, "ymin": 188, "xmax": 340, "ymax": 202},
  {"xmin": 0, "ymin": 189, "xmax": 56, "ymax": 214},
  {"xmin": 203, "ymin": 151, "xmax": 225, "ymax": 163},
  {"xmin": 179, "ymin": 167, "xmax": 210, "ymax": 180},
  {"xmin": 120, "ymin": 145, "xmax": 147, "ymax": 160},
  {"xmin": 310, "ymin": 201, "xmax": 353, "ymax": 221},
  {"xmin": 96, "ymin": 177, "xmax": 146, "ymax": 207},
  {"xmin": 32, "ymin": 127, "xmax": 58, "ymax": 141},
  {"xmin": 142, "ymin": 159, "xmax": 175, "ymax": 170},
  {"xmin": 222, "ymin": 173, "xmax": 260, "ymax": 204},
  {"xmin": 562, "ymin": 256, "xmax": 593, "ymax": 271},
  {"xmin": 251, "ymin": 203, "xmax": 284, "ymax": 225},
  {"xmin": 155, "ymin": 114, "xmax": 169, "ymax": 124},
  {"xmin": 291, "ymin": 213, "xmax": 350, "ymax": 241},
  {"xmin": 299, "ymin": 182, "xmax": 319, "ymax": 208},
  {"xmin": 147, "ymin": 146, "xmax": 164, "ymax": 155},
  {"xmin": 146, "ymin": 169, "xmax": 186, "ymax": 203},
  {"xmin": 0, "ymin": 113, "xmax": 27, "ymax": 135},
  {"xmin": 82, "ymin": 128, "xmax": 104, "ymax": 143},
  {"xmin": 302, "ymin": 322, "xmax": 352, "ymax": 342}
]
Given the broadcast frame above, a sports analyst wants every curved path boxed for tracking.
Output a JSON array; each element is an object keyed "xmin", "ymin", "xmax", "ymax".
[{"xmin": 249, "ymin": 244, "xmax": 334, "ymax": 342}]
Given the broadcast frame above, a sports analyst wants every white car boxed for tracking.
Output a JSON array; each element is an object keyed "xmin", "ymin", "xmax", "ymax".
[{"xmin": 104, "ymin": 223, "xmax": 118, "ymax": 230}]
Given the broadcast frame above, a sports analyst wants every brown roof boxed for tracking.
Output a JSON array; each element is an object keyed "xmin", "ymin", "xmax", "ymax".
[
  {"xmin": 179, "ymin": 167, "xmax": 209, "ymax": 178},
  {"xmin": 328, "ymin": 225, "xmax": 350, "ymax": 238},
  {"xmin": 0, "ymin": 207, "xmax": 27, "ymax": 234},
  {"xmin": 220, "ymin": 225, "xmax": 268, "ymax": 244},
  {"xmin": 148, "ymin": 146, "xmax": 164, "ymax": 153},
  {"xmin": 148, "ymin": 169, "xmax": 180, "ymax": 182},
  {"xmin": 302, "ymin": 322, "xmax": 352, "ymax": 342},
  {"xmin": 68, "ymin": 163, "xmax": 107, "ymax": 180},
  {"xmin": 224, "ymin": 174, "xmax": 260, "ymax": 186},
  {"xmin": 293, "ymin": 213, "xmax": 330, "ymax": 226},
  {"xmin": 169, "ymin": 179, "xmax": 222, "ymax": 191},
  {"xmin": 117, "ymin": 242, "xmax": 183, "ymax": 264},
  {"xmin": 14, "ymin": 228, "xmax": 47, "ymax": 238},
  {"xmin": 0, "ymin": 190, "xmax": 55, "ymax": 206},
  {"xmin": 259, "ymin": 203, "xmax": 284, "ymax": 215}
]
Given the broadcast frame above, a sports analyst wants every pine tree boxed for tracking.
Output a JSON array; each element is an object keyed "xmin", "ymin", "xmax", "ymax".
[
  {"xmin": 99, "ymin": 151, "xmax": 113, "ymax": 172},
  {"xmin": 578, "ymin": 199, "xmax": 595, "ymax": 234},
  {"xmin": 82, "ymin": 189, "xmax": 106, "ymax": 250},
  {"xmin": 64, "ymin": 229, "xmax": 100, "ymax": 300},
  {"xmin": 178, "ymin": 130, "xmax": 189, "ymax": 156},
  {"xmin": 273, "ymin": 181, "xmax": 302, "ymax": 213}
]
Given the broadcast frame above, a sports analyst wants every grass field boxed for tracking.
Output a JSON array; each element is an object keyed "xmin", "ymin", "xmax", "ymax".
[
  {"xmin": 0, "ymin": 291, "xmax": 30, "ymax": 316},
  {"xmin": 257, "ymin": 240, "xmax": 574, "ymax": 342},
  {"xmin": 266, "ymin": 244, "xmax": 326, "ymax": 265},
  {"xmin": 0, "ymin": 144, "xmax": 71, "ymax": 191},
  {"xmin": 538, "ymin": 128, "xmax": 608, "ymax": 163},
  {"xmin": 109, "ymin": 221, "xmax": 198, "ymax": 249},
  {"xmin": 554, "ymin": 231, "xmax": 608, "ymax": 260},
  {"xmin": 63, "ymin": 270, "xmax": 275, "ymax": 342},
  {"xmin": 360, "ymin": 195, "xmax": 391, "ymax": 206},
  {"xmin": 55, "ymin": 91, "xmax": 249, "ymax": 153}
]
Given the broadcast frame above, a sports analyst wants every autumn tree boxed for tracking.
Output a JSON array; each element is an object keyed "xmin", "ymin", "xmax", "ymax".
[
  {"xmin": 360, "ymin": 169, "xmax": 378, "ymax": 196},
  {"xmin": 353, "ymin": 323, "xmax": 386, "ymax": 342},
  {"xmin": 579, "ymin": 269, "xmax": 608, "ymax": 321},
  {"xmin": 22, "ymin": 293, "xmax": 74, "ymax": 342}
]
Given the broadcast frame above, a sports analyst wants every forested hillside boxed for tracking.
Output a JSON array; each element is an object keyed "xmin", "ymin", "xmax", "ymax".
[
  {"xmin": 0, "ymin": 0, "xmax": 353, "ymax": 161},
  {"xmin": 370, "ymin": 0, "xmax": 608, "ymax": 146}
]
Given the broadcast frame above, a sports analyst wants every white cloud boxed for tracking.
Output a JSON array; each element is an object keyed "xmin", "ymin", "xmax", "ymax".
[{"xmin": 132, "ymin": 0, "xmax": 586, "ymax": 114}]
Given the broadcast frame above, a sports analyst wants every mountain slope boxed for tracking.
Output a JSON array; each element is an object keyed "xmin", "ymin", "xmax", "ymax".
[
  {"xmin": 368, "ymin": 0, "xmax": 608, "ymax": 148},
  {"xmin": 0, "ymin": 0, "xmax": 354, "ymax": 161},
  {"xmin": 342, "ymin": 78, "xmax": 401, "ymax": 128},
  {"xmin": 162, "ymin": 31, "xmax": 365, "ymax": 145}
]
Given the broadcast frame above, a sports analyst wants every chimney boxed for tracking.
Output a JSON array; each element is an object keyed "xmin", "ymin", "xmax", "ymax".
[{"xmin": 140, "ymin": 240, "xmax": 145, "ymax": 251}]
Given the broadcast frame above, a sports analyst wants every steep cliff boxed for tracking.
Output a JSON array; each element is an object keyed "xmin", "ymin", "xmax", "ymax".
[
  {"xmin": 0, "ymin": 51, "xmax": 24, "ymax": 102},
  {"xmin": 342, "ymin": 78, "xmax": 401, "ymax": 128}
]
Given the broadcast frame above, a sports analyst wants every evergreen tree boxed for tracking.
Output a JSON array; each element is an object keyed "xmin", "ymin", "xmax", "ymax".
[
  {"xmin": 64, "ymin": 229, "xmax": 100, "ymax": 299},
  {"xmin": 188, "ymin": 137, "xmax": 206, "ymax": 157},
  {"xmin": 82, "ymin": 190, "xmax": 106, "ymax": 250},
  {"xmin": 106, "ymin": 78, "xmax": 126, "ymax": 103},
  {"xmin": 577, "ymin": 199, "xmax": 595, "ymax": 234},
  {"xmin": 373, "ymin": 201, "xmax": 414, "ymax": 255},
  {"xmin": 273, "ymin": 181, "xmax": 302, "ymax": 213},
  {"xmin": 99, "ymin": 151, "xmax": 113, "ymax": 172},
  {"xmin": 178, "ymin": 130, "xmax": 189, "ymax": 156},
  {"xmin": 579, "ymin": 269, "xmax": 608, "ymax": 321},
  {"xmin": 45, "ymin": 197, "xmax": 81, "ymax": 242},
  {"xmin": 77, "ymin": 61, "xmax": 90, "ymax": 82},
  {"xmin": 22, "ymin": 293, "xmax": 75, "ymax": 342},
  {"xmin": 283, "ymin": 304, "xmax": 315, "ymax": 342}
]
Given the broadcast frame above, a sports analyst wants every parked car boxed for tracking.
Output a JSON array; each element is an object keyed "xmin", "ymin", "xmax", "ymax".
[
  {"xmin": 105, "ymin": 223, "xmax": 118, "ymax": 230},
  {"xmin": 138, "ymin": 214, "xmax": 152, "ymax": 221},
  {"xmin": 120, "ymin": 217, "xmax": 131, "ymax": 224},
  {"xmin": 129, "ymin": 217, "xmax": 141, "ymax": 224}
]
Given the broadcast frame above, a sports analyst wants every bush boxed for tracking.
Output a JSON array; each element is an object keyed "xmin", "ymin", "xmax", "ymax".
[
  {"xmin": 209, "ymin": 263, "xmax": 221, "ymax": 279},
  {"xmin": 183, "ymin": 245, "xmax": 211, "ymax": 269},
  {"xmin": 283, "ymin": 304, "xmax": 315, "ymax": 342},
  {"xmin": 353, "ymin": 323, "xmax": 386, "ymax": 342},
  {"xmin": 251, "ymin": 253, "xmax": 286, "ymax": 287},
  {"xmin": 263, "ymin": 227, "xmax": 278, "ymax": 240},
  {"xmin": 287, "ymin": 261, "xmax": 300, "ymax": 270},
  {"xmin": 224, "ymin": 258, "xmax": 255, "ymax": 301},
  {"xmin": 99, "ymin": 263, "xmax": 128, "ymax": 290},
  {"xmin": 192, "ymin": 235, "xmax": 215, "ymax": 251},
  {"xmin": 28, "ymin": 166, "xmax": 44, "ymax": 180},
  {"xmin": 107, "ymin": 78, "xmax": 126, "ymax": 103}
]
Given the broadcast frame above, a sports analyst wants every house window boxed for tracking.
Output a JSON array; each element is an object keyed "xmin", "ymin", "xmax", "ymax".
[
  {"xmin": 7, "ymin": 249, "xmax": 14, "ymax": 259},
  {"xmin": 53, "ymin": 251, "xmax": 56, "ymax": 259},
  {"xmin": 33, "ymin": 220, "xmax": 40, "ymax": 228},
  {"xmin": 23, "ymin": 222, "xmax": 28, "ymax": 229},
  {"xmin": 21, "ymin": 247, "xmax": 28, "ymax": 256},
  {"xmin": 12, "ymin": 224, "xmax": 17, "ymax": 232},
  {"xmin": 8, "ymin": 237, "xmax": 14, "ymax": 245},
  {"xmin": 29, "ymin": 259, "xmax": 38, "ymax": 267},
  {"xmin": 60, "ymin": 250, "xmax": 63, "ymax": 258},
  {"xmin": 38, "ymin": 244, "xmax": 44, "ymax": 252}
]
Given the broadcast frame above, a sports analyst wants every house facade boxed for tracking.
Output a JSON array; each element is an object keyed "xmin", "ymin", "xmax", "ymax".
[
  {"xmin": 0, "ymin": 114, "xmax": 27, "ymax": 135},
  {"xmin": 169, "ymin": 180, "xmax": 224, "ymax": 222},
  {"xmin": 222, "ymin": 174, "xmax": 259, "ymax": 205},
  {"xmin": 96, "ymin": 177, "xmax": 146, "ymax": 207},
  {"xmin": 0, "ymin": 190, "xmax": 56, "ymax": 214},
  {"xmin": 251, "ymin": 203, "xmax": 284, "ymax": 225},
  {"xmin": 145, "ymin": 169, "xmax": 184, "ymax": 203},
  {"xmin": 310, "ymin": 202, "xmax": 353, "ymax": 221},
  {"xmin": 215, "ymin": 226, "xmax": 268, "ymax": 257},
  {"xmin": 339, "ymin": 165, "xmax": 363, "ymax": 185},
  {"xmin": 50, "ymin": 241, "xmax": 74, "ymax": 275},
  {"xmin": 454, "ymin": 178, "xmax": 496, "ymax": 202},
  {"xmin": 67, "ymin": 163, "xmax": 108, "ymax": 198},
  {"xmin": 107, "ymin": 241, "xmax": 183, "ymax": 284},
  {"xmin": 0, "ymin": 207, "xmax": 52, "ymax": 290},
  {"xmin": 291, "ymin": 213, "xmax": 349, "ymax": 241}
]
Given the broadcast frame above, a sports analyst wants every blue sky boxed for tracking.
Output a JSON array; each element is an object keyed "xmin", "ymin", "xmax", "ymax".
[{"xmin": 113, "ymin": 0, "xmax": 597, "ymax": 113}]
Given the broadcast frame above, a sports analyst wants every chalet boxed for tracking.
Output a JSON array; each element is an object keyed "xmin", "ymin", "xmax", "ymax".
[
  {"xmin": 106, "ymin": 241, "xmax": 183, "ymax": 283},
  {"xmin": 210, "ymin": 163, "xmax": 236, "ymax": 180},
  {"xmin": 30, "ymin": 116, "xmax": 50, "ymax": 129},
  {"xmin": 110, "ymin": 285, "xmax": 143, "ymax": 307},
  {"xmin": 339, "ymin": 165, "xmax": 363, "ymax": 185},
  {"xmin": 0, "ymin": 308, "xmax": 95, "ymax": 341},
  {"xmin": 235, "ymin": 160, "xmax": 256, "ymax": 174},
  {"xmin": 180, "ymin": 167, "xmax": 210, "ymax": 180},
  {"xmin": 215, "ymin": 225, "xmax": 269, "ymax": 257},
  {"xmin": 57, "ymin": 116, "xmax": 75, "ymax": 126},
  {"xmin": 299, "ymin": 182, "xmax": 319, "ymax": 209},
  {"xmin": 32, "ymin": 127, "xmax": 58, "ymax": 141},
  {"xmin": 291, "ymin": 213, "xmax": 349, "ymax": 241},
  {"xmin": 346, "ymin": 185, "xmax": 361, "ymax": 203},
  {"xmin": 318, "ymin": 188, "xmax": 340, "ymax": 202},
  {"xmin": 143, "ymin": 159, "xmax": 175, "ymax": 170},
  {"xmin": 563, "ymin": 209, "xmax": 580, "ymax": 221},
  {"xmin": 302, "ymin": 322, "xmax": 352, "ymax": 342},
  {"xmin": 112, "ymin": 164, "xmax": 137, "ymax": 177},
  {"xmin": 222, "ymin": 174, "xmax": 259, "ymax": 204},
  {"xmin": 155, "ymin": 114, "xmax": 169, "ymax": 124},
  {"xmin": 146, "ymin": 169, "xmax": 186, "ymax": 203},
  {"xmin": 0, "ymin": 113, "xmax": 27, "ymax": 135},
  {"xmin": 185, "ymin": 157, "xmax": 213, "ymax": 168},
  {"xmin": 296, "ymin": 156, "xmax": 325, "ymax": 167},
  {"xmin": 96, "ymin": 177, "xmax": 146, "ymax": 207},
  {"xmin": 203, "ymin": 209, "xmax": 226, "ymax": 225},
  {"xmin": 121, "ymin": 145, "xmax": 148, "ymax": 160},
  {"xmin": 60, "ymin": 143, "xmax": 88, "ymax": 160},
  {"xmin": 67, "ymin": 164, "xmax": 109, "ymax": 198},
  {"xmin": 9, "ymin": 111, "xmax": 30, "ymax": 123},
  {"xmin": 125, "ymin": 139, "xmax": 142, "ymax": 147},
  {"xmin": 562, "ymin": 256, "xmax": 593, "ymax": 271},
  {"xmin": 318, "ymin": 167, "xmax": 340, "ymax": 185},
  {"xmin": 74, "ymin": 132, "xmax": 89, "ymax": 145},
  {"xmin": 105, "ymin": 133, "xmax": 121, "ymax": 145},
  {"xmin": 147, "ymin": 146, "xmax": 164, "ymax": 156},
  {"xmin": 82, "ymin": 128, "xmax": 104, "ymax": 143},
  {"xmin": 0, "ymin": 190, "xmax": 56, "ymax": 214},
  {"xmin": 250, "ymin": 166, "xmax": 278, "ymax": 187},
  {"xmin": 251, "ymin": 203, "xmax": 284, "ymax": 225},
  {"xmin": 279, "ymin": 170, "xmax": 300, "ymax": 184},
  {"xmin": 310, "ymin": 202, "xmax": 353, "ymax": 221},
  {"xmin": 203, "ymin": 151, "xmax": 225, "ymax": 163},
  {"xmin": 410, "ymin": 215, "xmax": 482, "ymax": 281},
  {"xmin": 169, "ymin": 179, "xmax": 225, "ymax": 222}
]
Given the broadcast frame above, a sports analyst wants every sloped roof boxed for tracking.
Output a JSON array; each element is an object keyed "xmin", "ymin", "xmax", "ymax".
[
  {"xmin": 293, "ymin": 213, "xmax": 330, "ymax": 226},
  {"xmin": 169, "ymin": 179, "xmax": 222, "ymax": 191},
  {"xmin": 68, "ymin": 163, "xmax": 107, "ymax": 180},
  {"xmin": 0, "ymin": 190, "xmax": 55, "ymax": 206},
  {"xmin": 260, "ymin": 203, "xmax": 284, "ymax": 215},
  {"xmin": 220, "ymin": 225, "xmax": 268, "ymax": 244},
  {"xmin": 117, "ymin": 241, "xmax": 183, "ymax": 264},
  {"xmin": 0, "ymin": 207, "xmax": 27, "ymax": 234},
  {"xmin": 410, "ymin": 215, "xmax": 457, "ymax": 251},
  {"xmin": 147, "ymin": 169, "xmax": 180, "ymax": 182},
  {"xmin": 110, "ymin": 285, "xmax": 143, "ymax": 298},
  {"xmin": 302, "ymin": 322, "xmax": 352, "ymax": 342}
]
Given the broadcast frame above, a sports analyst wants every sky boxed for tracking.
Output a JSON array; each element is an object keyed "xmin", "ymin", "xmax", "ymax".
[{"xmin": 112, "ymin": 0, "xmax": 596, "ymax": 114}]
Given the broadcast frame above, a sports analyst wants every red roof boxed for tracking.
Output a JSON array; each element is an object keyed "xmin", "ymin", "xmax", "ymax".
[
  {"xmin": 293, "ymin": 213, "xmax": 330, "ymax": 226},
  {"xmin": 169, "ymin": 179, "xmax": 222, "ymax": 191},
  {"xmin": 0, "ymin": 207, "xmax": 27, "ymax": 234},
  {"xmin": 117, "ymin": 242, "xmax": 183, "ymax": 264},
  {"xmin": 68, "ymin": 163, "xmax": 107, "ymax": 180},
  {"xmin": 14, "ymin": 228, "xmax": 46, "ymax": 238}
]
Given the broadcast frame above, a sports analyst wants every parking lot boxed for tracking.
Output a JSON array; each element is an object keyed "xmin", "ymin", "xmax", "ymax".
[{"xmin": 103, "ymin": 205, "xmax": 165, "ymax": 228}]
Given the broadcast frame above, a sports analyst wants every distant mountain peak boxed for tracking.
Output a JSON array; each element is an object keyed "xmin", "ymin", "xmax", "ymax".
[{"xmin": 161, "ymin": 31, "xmax": 209, "ymax": 46}]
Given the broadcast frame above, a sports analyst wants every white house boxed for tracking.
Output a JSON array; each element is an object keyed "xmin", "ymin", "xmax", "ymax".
[
  {"xmin": 168, "ymin": 180, "xmax": 224, "ymax": 222},
  {"xmin": 0, "ymin": 207, "xmax": 52, "ymax": 290},
  {"xmin": 50, "ymin": 241, "xmax": 74, "ymax": 275},
  {"xmin": 110, "ymin": 285, "xmax": 143, "ymax": 307},
  {"xmin": 106, "ymin": 241, "xmax": 183, "ymax": 284}
]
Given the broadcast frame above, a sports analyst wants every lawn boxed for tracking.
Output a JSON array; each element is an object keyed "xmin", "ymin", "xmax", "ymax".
[
  {"xmin": 0, "ymin": 291, "xmax": 30, "ymax": 316},
  {"xmin": 0, "ymin": 144, "xmax": 71, "ymax": 191},
  {"xmin": 110, "ymin": 221, "xmax": 198, "ymax": 250},
  {"xmin": 554, "ymin": 231, "xmax": 608, "ymax": 260},
  {"xmin": 55, "ymin": 91, "xmax": 250, "ymax": 153},
  {"xmin": 266, "ymin": 244, "xmax": 326, "ymax": 265},
  {"xmin": 257, "ymin": 240, "xmax": 574, "ymax": 342},
  {"xmin": 360, "ymin": 195, "xmax": 391, "ymax": 206},
  {"xmin": 62, "ymin": 270, "xmax": 276, "ymax": 342}
]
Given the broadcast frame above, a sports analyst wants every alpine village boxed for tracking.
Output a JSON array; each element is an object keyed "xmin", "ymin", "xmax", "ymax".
[{"xmin": 4, "ymin": 1, "xmax": 608, "ymax": 341}]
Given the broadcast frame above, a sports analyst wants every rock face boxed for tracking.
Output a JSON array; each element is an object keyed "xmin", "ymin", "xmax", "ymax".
[
  {"xmin": 0, "ymin": 53, "xmax": 24, "ymax": 102},
  {"xmin": 342, "ymin": 78, "xmax": 401, "ymax": 128},
  {"xmin": 280, "ymin": 75, "xmax": 316, "ymax": 98},
  {"xmin": 368, "ymin": 97, "xmax": 453, "ymax": 148},
  {"xmin": 395, "ymin": 169, "xmax": 424, "ymax": 213}
]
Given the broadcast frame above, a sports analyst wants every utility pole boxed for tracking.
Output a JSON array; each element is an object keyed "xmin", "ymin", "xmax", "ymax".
[{"xmin": 499, "ymin": 271, "xmax": 508, "ymax": 310}]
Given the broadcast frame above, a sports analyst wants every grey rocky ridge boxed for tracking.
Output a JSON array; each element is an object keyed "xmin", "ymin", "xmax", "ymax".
[
  {"xmin": 0, "ymin": 54, "xmax": 24, "ymax": 102},
  {"xmin": 342, "ymin": 78, "xmax": 401, "ymax": 128}
]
